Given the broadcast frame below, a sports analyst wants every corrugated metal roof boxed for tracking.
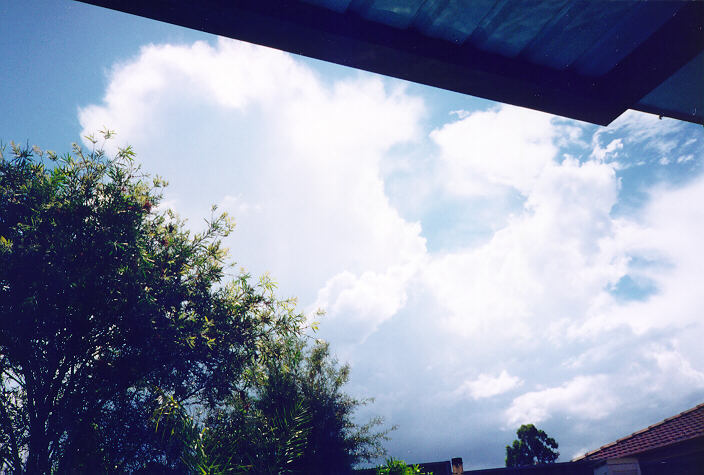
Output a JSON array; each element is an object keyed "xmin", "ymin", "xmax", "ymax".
[
  {"xmin": 303, "ymin": 0, "xmax": 683, "ymax": 76},
  {"xmin": 77, "ymin": 0, "xmax": 704, "ymax": 126}
]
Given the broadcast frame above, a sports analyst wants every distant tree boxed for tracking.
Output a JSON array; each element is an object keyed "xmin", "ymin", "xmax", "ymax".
[
  {"xmin": 0, "ymin": 137, "xmax": 304, "ymax": 473},
  {"xmin": 505, "ymin": 424, "xmax": 559, "ymax": 467}
]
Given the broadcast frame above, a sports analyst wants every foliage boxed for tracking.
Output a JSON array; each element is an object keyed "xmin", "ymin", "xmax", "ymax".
[
  {"xmin": 170, "ymin": 339, "xmax": 391, "ymax": 474},
  {"xmin": 505, "ymin": 424, "xmax": 559, "ymax": 467},
  {"xmin": 0, "ymin": 135, "xmax": 391, "ymax": 473},
  {"xmin": 153, "ymin": 388, "xmax": 312, "ymax": 474},
  {"xmin": 295, "ymin": 341, "xmax": 391, "ymax": 472},
  {"xmin": 0, "ymin": 136, "xmax": 305, "ymax": 473},
  {"xmin": 375, "ymin": 457, "xmax": 428, "ymax": 475}
]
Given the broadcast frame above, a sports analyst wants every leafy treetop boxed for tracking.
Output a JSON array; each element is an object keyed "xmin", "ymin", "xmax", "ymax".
[
  {"xmin": 0, "ymin": 134, "xmax": 305, "ymax": 473},
  {"xmin": 505, "ymin": 424, "xmax": 559, "ymax": 467}
]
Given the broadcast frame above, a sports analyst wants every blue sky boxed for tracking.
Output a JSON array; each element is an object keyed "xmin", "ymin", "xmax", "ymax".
[{"xmin": 3, "ymin": 0, "xmax": 704, "ymax": 469}]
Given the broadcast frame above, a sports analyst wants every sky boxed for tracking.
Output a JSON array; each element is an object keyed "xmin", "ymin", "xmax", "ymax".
[{"xmin": 3, "ymin": 0, "xmax": 704, "ymax": 469}]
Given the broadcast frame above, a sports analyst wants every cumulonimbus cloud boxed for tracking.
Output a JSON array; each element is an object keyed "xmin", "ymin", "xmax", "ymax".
[{"xmin": 78, "ymin": 37, "xmax": 704, "ymax": 466}]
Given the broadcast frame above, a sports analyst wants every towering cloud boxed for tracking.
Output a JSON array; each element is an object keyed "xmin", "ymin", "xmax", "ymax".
[{"xmin": 80, "ymin": 38, "xmax": 704, "ymax": 468}]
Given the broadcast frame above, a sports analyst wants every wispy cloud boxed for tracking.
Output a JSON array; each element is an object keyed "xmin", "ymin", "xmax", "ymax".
[{"xmin": 591, "ymin": 138, "xmax": 623, "ymax": 162}]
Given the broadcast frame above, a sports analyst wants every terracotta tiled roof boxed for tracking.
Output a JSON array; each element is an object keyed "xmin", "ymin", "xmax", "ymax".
[{"xmin": 579, "ymin": 402, "xmax": 704, "ymax": 461}]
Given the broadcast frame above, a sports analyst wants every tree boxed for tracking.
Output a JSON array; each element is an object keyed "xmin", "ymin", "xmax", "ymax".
[
  {"xmin": 282, "ymin": 340, "xmax": 390, "ymax": 472},
  {"xmin": 154, "ymin": 382, "xmax": 313, "ymax": 474},
  {"xmin": 505, "ymin": 424, "xmax": 559, "ymax": 467},
  {"xmin": 0, "ymin": 136, "xmax": 305, "ymax": 473},
  {"xmin": 178, "ymin": 339, "xmax": 391, "ymax": 474}
]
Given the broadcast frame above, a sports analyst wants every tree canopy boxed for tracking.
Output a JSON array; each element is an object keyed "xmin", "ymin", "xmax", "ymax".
[
  {"xmin": 157, "ymin": 339, "xmax": 390, "ymax": 474},
  {"xmin": 505, "ymin": 424, "xmax": 559, "ymax": 467},
  {"xmin": 0, "ymin": 136, "xmax": 388, "ymax": 473}
]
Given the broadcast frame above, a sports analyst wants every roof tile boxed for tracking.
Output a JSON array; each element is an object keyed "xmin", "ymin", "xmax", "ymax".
[{"xmin": 580, "ymin": 402, "xmax": 704, "ymax": 461}]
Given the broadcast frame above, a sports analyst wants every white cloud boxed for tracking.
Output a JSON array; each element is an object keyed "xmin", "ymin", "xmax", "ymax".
[
  {"xmin": 430, "ymin": 105, "xmax": 559, "ymax": 196},
  {"xmin": 602, "ymin": 110, "xmax": 684, "ymax": 153},
  {"xmin": 419, "ymin": 106, "xmax": 628, "ymax": 347},
  {"xmin": 649, "ymin": 346, "xmax": 704, "ymax": 389},
  {"xmin": 576, "ymin": 175, "xmax": 704, "ymax": 336},
  {"xmin": 453, "ymin": 370, "xmax": 523, "ymax": 400},
  {"xmin": 219, "ymin": 194, "xmax": 261, "ymax": 217},
  {"xmin": 591, "ymin": 138, "xmax": 623, "ymax": 162},
  {"xmin": 311, "ymin": 260, "xmax": 422, "ymax": 343},
  {"xmin": 80, "ymin": 38, "xmax": 428, "ymax": 327},
  {"xmin": 505, "ymin": 375, "xmax": 620, "ymax": 426},
  {"xmin": 80, "ymin": 39, "xmax": 320, "ymax": 155},
  {"xmin": 423, "ymin": 154, "xmax": 624, "ymax": 342},
  {"xmin": 658, "ymin": 157, "xmax": 670, "ymax": 165},
  {"xmin": 78, "ymin": 39, "xmax": 704, "ymax": 467}
]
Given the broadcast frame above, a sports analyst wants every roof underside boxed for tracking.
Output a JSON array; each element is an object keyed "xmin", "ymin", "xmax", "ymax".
[{"xmin": 78, "ymin": 0, "xmax": 704, "ymax": 126}]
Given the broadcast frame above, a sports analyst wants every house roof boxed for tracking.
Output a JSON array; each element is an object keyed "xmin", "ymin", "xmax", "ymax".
[
  {"xmin": 76, "ymin": 0, "xmax": 704, "ymax": 126},
  {"xmin": 578, "ymin": 402, "xmax": 704, "ymax": 461}
]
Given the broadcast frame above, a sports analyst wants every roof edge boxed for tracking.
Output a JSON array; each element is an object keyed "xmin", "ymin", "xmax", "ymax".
[{"xmin": 574, "ymin": 402, "xmax": 704, "ymax": 461}]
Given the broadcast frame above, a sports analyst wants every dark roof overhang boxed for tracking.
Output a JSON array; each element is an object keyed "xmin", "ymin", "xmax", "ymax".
[{"xmin": 76, "ymin": 0, "xmax": 704, "ymax": 126}]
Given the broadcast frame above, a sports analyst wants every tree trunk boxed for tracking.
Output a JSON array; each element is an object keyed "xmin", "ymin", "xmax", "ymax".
[
  {"xmin": 27, "ymin": 396, "xmax": 52, "ymax": 475},
  {"xmin": 27, "ymin": 433, "xmax": 51, "ymax": 474}
]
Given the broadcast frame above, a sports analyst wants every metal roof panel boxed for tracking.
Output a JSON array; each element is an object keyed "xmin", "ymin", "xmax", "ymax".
[
  {"xmin": 636, "ymin": 50, "xmax": 704, "ymax": 124},
  {"xmin": 522, "ymin": 1, "xmax": 637, "ymax": 71},
  {"xmin": 75, "ymin": 0, "xmax": 704, "ymax": 126},
  {"xmin": 477, "ymin": 0, "xmax": 571, "ymax": 59}
]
